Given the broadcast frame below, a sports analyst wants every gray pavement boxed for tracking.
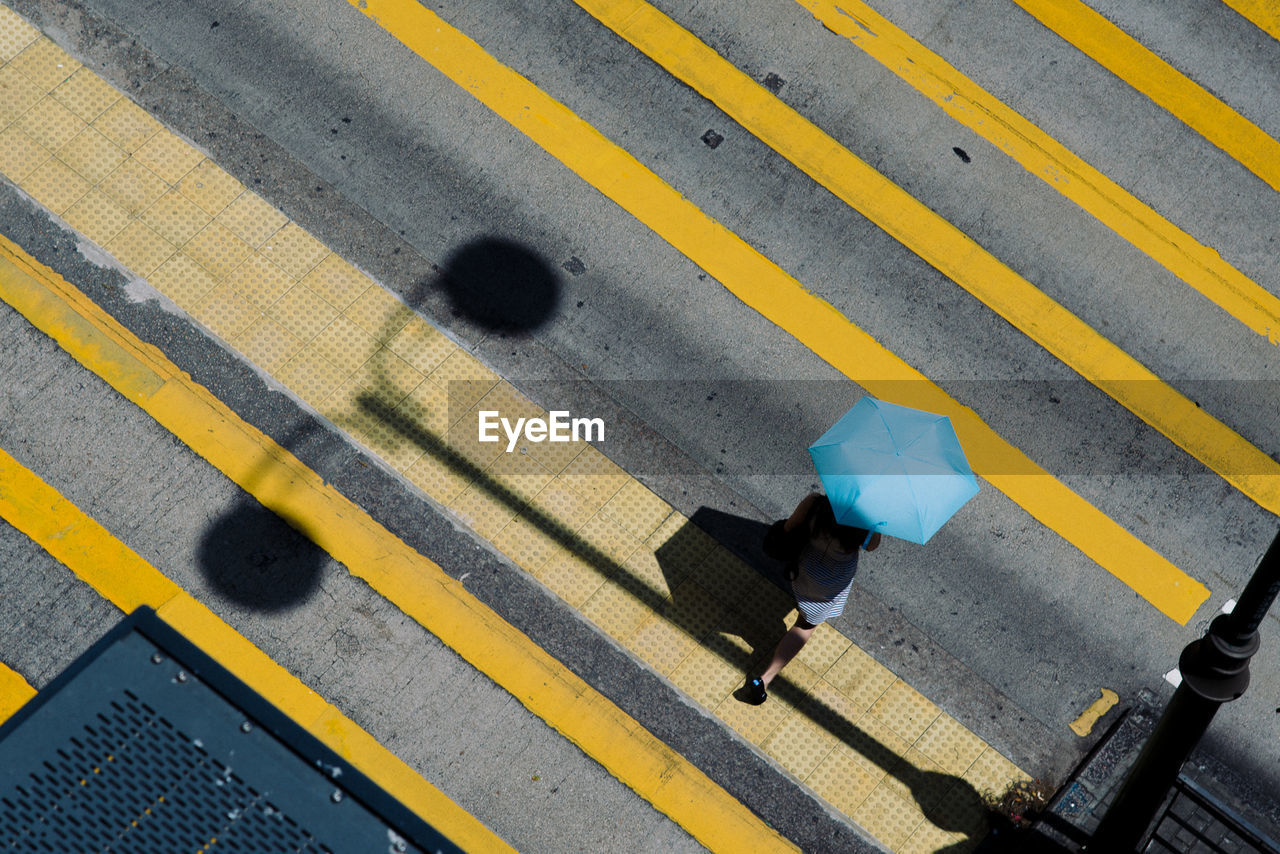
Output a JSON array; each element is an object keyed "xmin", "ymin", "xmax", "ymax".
[{"xmin": 3, "ymin": 0, "xmax": 1280, "ymax": 847}]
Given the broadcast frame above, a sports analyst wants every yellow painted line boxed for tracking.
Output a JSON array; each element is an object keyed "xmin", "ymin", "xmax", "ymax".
[
  {"xmin": 797, "ymin": 0, "xmax": 1280, "ymax": 349},
  {"xmin": 344, "ymin": 0, "xmax": 1210, "ymax": 621},
  {"xmin": 572, "ymin": 0, "xmax": 1280, "ymax": 516},
  {"xmin": 1068, "ymin": 688, "xmax": 1119, "ymax": 737},
  {"xmin": 0, "ymin": 662, "xmax": 37, "ymax": 725},
  {"xmin": 1011, "ymin": 0, "xmax": 1280, "ymax": 194},
  {"xmin": 0, "ymin": 234, "xmax": 794, "ymax": 854},
  {"xmin": 1222, "ymin": 0, "xmax": 1280, "ymax": 43},
  {"xmin": 0, "ymin": 446, "xmax": 510, "ymax": 853}
]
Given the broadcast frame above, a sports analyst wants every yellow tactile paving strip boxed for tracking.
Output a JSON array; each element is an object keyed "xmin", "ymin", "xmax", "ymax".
[{"xmin": 0, "ymin": 7, "xmax": 1027, "ymax": 851}]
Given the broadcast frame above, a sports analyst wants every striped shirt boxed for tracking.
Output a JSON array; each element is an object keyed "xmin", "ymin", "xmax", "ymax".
[{"xmin": 790, "ymin": 530, "xmax": 871, "ymax": 624}]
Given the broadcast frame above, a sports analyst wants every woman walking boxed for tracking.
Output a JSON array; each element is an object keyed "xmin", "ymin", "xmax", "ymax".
[{"xmin": 744, "ymin": 492, "xmax": 880, "ymax": 704}]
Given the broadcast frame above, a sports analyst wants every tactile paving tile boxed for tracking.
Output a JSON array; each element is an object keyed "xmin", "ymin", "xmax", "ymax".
[
  {"xmin": 911, "ymin": 777, "xmax": 989, "ymax": 844},
  {"xmin": 184, "ymin": 221, "xmax": 252, "ymax": 281},
  {"xmin": 878, "ymin": 747, "xmax": 947, "ymax": 812},
  {"xmin": 229, "ymin": 315, "xmax": 303, "ymax": 375},
  {"xmin": 225, "ymin": 253, "xmax": 294, "ymax": 310},
  {"xmin": 51, "ymin": 68, "xmax": 119, "ymax": 122},
  {"xmin": 559, "ymin": 444, "xmax": 629, "ymax": 509},
  {"xmin": 666, "ymin": 641, "xmax": 746, "ymax": 710},
  {"xmin": 763, "ymin": 709, "xmax": 839, "ymax": 781},
  {"xmin": 713, "ymin": 684, "xmax": 789, "ymax": 745},
  {"xmin": 98, "ymin": 158, "xmax": 168, "ymax": 216},
  {"xmin": 10, "ymin": 37, "xmax": 80, "ymax": 92},
  {"xmin": 391, "ymin": 374, "xmax": 453, "ymax": 440},
  {"xmin": 142, "ymin": 189, "xmax": 211, "ymax": 247},
  {"xmin": 914, "ymin": 715, "xmax": 988, "ymax": 776},
  {"xmin": 267, "ymin": 284, "xmax": 339, "ymax": 343},
  {"xmin": 191, "ymin": 284, "xmax": 260, "ymax": 341},
  {"xmin": 644, "ymin": 514, "xmax": 714, "ymax": 585},
  {"xmin": 626, "ymin": 610, "xmax": 697, "ymax": 676},
  {"xmin": 619, "ymin": 546, "xmax": 679, "ymax": 601},
  {"xmin": 148, "ymin": 252, "xmax": 219, "ymax": 308},
  {"xmin": 536, "ymin": 547, "xmax": 610, "ymax": 609},
  {"xmin": 961, "ymin": 746, "xmax": 1030, "ymax": 800},
  {"xmin": 274, "ymin": 346, "xmax": 345, "ymax": 408},
  {"xmin": 0, "ymin": 6, "xmax": 39, "ymax": 61},
  {"xmin": 581, "ymin": 577, "xmax": 654, "ymax": 643},
  {"xmin": 216, "ymin": 191, "xmax": 288, "ymax": 248},
  {"xmin": 133, "ymin": 128, "xmax": 201, "ymax": 184},
  {"xmin": 662, "ymin": 579, "xmax": 728, "ymax": 642},
  {"xmin": 482, "ymin": 448, "xmax": 554, "ymax": 505},
  {"xmin": 443, "ymin": 415, "xmax": 506, "ymax": 473},
  {"xmin": 299, "ymin": 253, "xmax": 368, "ymax": 311},
  {"xmin": 851, "ymin": 781, "xmax": 925, "ymax": 852},
  {"xmin": 574, "ymin": 511, "xmax": 643, "ymax": 567},
  {"xmin": 794, "ymin": 622, "xmax": 853, "ymax": 676},
  {"xmin": 404, "ymin": 446, "xmax": 474, "ymax": 506},
  {"xmin": 869, "ymin": 679, "xmax": 943, "ymax": 744},
  {"xmin": 17, "ymin": 95, "xmax": 84, "ymax": 150},
  {"xmin": 0, "ymin": 65, "xmax": 42, "ymax": 124},
  {"xmin": 347, "ymin": 406, "xmax": 429, "ymax": 474},
  {"xmin": 825, "ymin": 644, "xmax": 898, "ymax": 714},
  {"xmin": 61, "ymin": 188, "xmax": 129, "ymax": 247},
  {"xmin": 104, "ymin": 219, "xmax": 175, "ymax": 277},
  {"xmin": 0, "ymin": 125, "xmax": 49, "ymax": 182},
  {"xmin": 56, "ymin": 126, "xmax": 126, "ymax": 184},
  {"xmin": 686, "ymin": 547, "xmax": 761, "ymax": 610},
  {"xmin": 601, "ymin": 478, "xmax": 672, "ymax": 540},
  {"xmin": 448, "ymin": 482, "xmax": 521, "ymax": 541},
  {"xmin": 380, "ymin": 316, "xmax": 454, "ymax": 376},
  {"xmin": 490, "ymin": 514, "xmax": 561, "ymax": 573},
  {"xmin": 901, "ymin": 819, "xmax": 979, "ymax": 854},
  {"xmin": 178, "ymin": 159, "xmax": 243, "ymax": 216},
  {"xmin": 310, "ymin": 314, "xmax": 381, "ymax": 372},
  {"xmin": 260, "ymin": 222, "xmax": 327, "ymax": 279},
  {"xmin": 528, "ymin": 478, "xmax": 596, "ymax": 533},
  {"xmin": 344, "ymin": 284, "xmax": 414, "ymax": 342},
  {"xmin": 807, "ymin": 742, "xmax": 885, "ymax": 816},
  {"xmin": 92, "ymin": 97, "xmax": 162, "ymax": 153},
  {"xmin": 21, "ymin": 157, "xmax": 89, "ymax": 214}
]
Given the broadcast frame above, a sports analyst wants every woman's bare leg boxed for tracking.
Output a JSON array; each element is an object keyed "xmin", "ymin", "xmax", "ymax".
[{"xmin": 759, "ymin": 618, "xmax": 818, "ymax": 687}]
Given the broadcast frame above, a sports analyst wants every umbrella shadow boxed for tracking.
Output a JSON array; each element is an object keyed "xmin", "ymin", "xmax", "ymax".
[{"xmin": 414, "ymin": 236, "xmax": 561, "ymax": 334}]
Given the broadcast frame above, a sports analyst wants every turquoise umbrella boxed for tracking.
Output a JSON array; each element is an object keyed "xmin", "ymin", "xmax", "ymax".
[{"xmin": 808, "ymin": 397, "xmax": 979, "ymax": 544}]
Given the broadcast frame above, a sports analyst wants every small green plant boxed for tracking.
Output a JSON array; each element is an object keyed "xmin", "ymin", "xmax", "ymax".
[{"xmin": 984, "ymin": 779, "xmax": 1053, "ymax": 829}]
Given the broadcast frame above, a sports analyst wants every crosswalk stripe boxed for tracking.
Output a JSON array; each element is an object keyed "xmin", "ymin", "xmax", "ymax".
[
  {"xmin": 1221, "ymin": 0, "xmax": 1280, "ymax": 43},
  {"xmin": 1011, "ymin": 0, "xmax": 1280, "ymax": 194},
  {"xmin": 795, "ymin": 0, "xmax": 1280, "ymax": 348},
  {"xmin": 348, "ymin": 0, "xmax": 1210, "ymax": 623},
  {"xmin": 0, "ymin": 662, "xmax": 36, "ymax": 725}
]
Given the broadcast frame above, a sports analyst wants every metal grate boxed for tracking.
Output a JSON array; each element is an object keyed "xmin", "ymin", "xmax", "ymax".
[
  {"xmin": 0, "ymin": 608, "xmax": 458, "ymax": 853},
  {"xmin": 3, "ymin": 691, "xmax": 331, "ymax": 853},
  {"xmin": 1144, "ymin": 775, "xmax": 1280, "ymax": 854}
]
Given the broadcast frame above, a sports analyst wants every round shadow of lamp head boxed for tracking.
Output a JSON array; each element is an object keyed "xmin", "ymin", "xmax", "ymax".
[
  {"xmin": 197, "ymin": 501, "xmax": 324, "ymax": 612},
  {"xmin": 438, "ymin": 237, "xmax": 561, "ymax": 333}
]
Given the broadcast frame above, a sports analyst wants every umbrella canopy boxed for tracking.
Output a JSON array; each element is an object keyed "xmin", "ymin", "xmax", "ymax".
[{"xmin": 808, "ymin": 397, "xmax": 979, "ymax": 544}]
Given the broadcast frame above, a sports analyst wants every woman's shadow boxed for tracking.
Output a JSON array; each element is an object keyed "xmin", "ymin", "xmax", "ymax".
[{"xmin": 659, "ymin": 507, "xmax": 993, "ymax": 850}]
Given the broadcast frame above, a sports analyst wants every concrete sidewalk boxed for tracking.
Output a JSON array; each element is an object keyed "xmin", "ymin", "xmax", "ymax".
[{"xmin": 0, "ymin": 3, "xmax": 1036, "ymax": 851}]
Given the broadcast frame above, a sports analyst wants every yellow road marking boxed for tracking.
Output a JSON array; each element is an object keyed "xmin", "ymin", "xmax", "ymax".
[
  {"xmin": 1011, "ymin": 0, "xmax": 1280, "ymax": 194},
  {"xmin": 0, "ymin": 662, "xmax": 36, "ymax": 725},
  {"xmin": 796, "ymin": 0, "xmax": 1280, "ymax": 348},
  {"xmin": 1068, "ymin": 688, "xmax": 1119, "ymax": 737},
  {"xmin": 0, "ymin": 446, "xmax": 511, "ymax": 853},
  {"xmin": 0, "ymin": 234, "xmax": 795, "ymax": 854},
  {"xmin": 1222, "ymin": 0, "xmax": 1280, "ymax": 43},
  {"xmin": 346, "ymin": 0, "xmax": 1210, "ymax": 623},
  {"xmin": 573, "ymin": 0, "xmax": 1280, "ymax": 515}
]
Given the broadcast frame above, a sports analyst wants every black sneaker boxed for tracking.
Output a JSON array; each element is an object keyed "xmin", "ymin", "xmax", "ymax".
[{"xmin": 743, "ymin": 677, "xmax": 768, "ymax": 705}]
